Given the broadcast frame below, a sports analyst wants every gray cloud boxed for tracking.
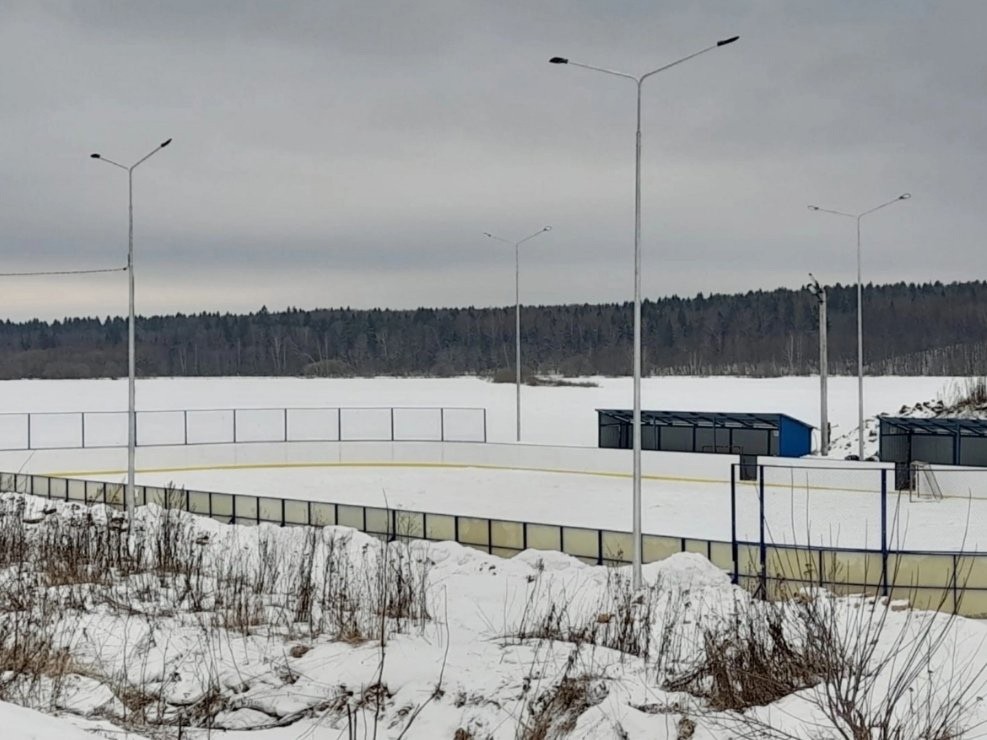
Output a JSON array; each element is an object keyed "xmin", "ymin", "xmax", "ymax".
[{"xmin": 0, "ymin": 1, "xmax": 984, "ymax": 321}]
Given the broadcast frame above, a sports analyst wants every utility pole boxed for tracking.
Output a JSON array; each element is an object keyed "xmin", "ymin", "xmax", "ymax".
[{"xmin": 807, "ymin": 274, "xmax": 829, "ymax": 455}]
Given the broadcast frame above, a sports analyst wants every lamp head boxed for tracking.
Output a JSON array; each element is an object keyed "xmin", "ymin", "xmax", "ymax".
[
  {"xmin": 898, "ymin": 193, "xmax": 911, "ymax": 200},
  {"xmin": 90, "ymin": 153, "xmax": 101, "ymax": 159},
  {"xmin": 549, "ymin": 57, "xmax": 568, "ymax": 64},
  {"xmin": 161, "ymin": 138, "xmax": 172, "ymax": 148},
  {"xmin": 807, "ymin": 205, "xmax": 820, "ymax": 211},
  {"xmin": 717, "ymin": 35, "xmax": 740, "ymax": 46},
  {"xmin": 542, "ymin": 226, "xmax": 552, "ymax": 232}
]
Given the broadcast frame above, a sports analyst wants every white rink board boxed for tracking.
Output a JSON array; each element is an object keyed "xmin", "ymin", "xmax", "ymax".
[
  {"xmin": 392, "ymin": 408, "xmax": 442, "ymax": 441},
  {"xmin": 441, "ymin": 407, "xmax": 486, "ymax": 442},
  {"xmin": 137, "ymin": 411, "xmax": 185, "ymax": 446},
  {"xmin": 0, "ymin": 415, "xmax": 27, "ymax": 449},
  {"xmin": 286, "ymin": 408, "xmax": 339, "ymax": 441},
  {"xmin": 339, "ymin": 408, "xmax": 391, "ymax": 440},
  {"xmin": 187, "ymin": 410, "xmax": 234, "ymax": 444},
  {"xmin": 31, "ymin": 413, "xmax": 82, "ymax": 449},
  {"xmin": 83, "ymin": 412, "xmax": 127, "ymax": 447},
  {"xmin": 234, "ymin": 409, "xmax": 285, "ymax": 443}
]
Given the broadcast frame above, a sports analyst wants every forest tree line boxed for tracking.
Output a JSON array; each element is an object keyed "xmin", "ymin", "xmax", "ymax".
[{"xmin": 0, "ymin": 280, "xmax": 984, "ymax": 379}]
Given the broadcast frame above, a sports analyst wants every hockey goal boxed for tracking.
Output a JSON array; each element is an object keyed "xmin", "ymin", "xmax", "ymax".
[{"xmin": 909, "ymin": 461, "xmax": 944, "ymax": 501}]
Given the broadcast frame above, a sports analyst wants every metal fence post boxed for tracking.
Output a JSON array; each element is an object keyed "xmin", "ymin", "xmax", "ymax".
[
  {"xmin": 730, "ymin": 463, "xmax": 739, "ymax": 585},
  {"xmin": 184, "ymin": 410, "xmax": 188, "ymax": 446},
  {"xmin": 233, "ymin": 409, "xmax": 238, "ymax": 444},
  {"xmin": 440, "ymin": 408, "xmax": 445, "ymax": 442},
  {"xmin": 953, "ymin": 554, "xmax": 959, "ymax": 615},
  {"xmin": 284, "ymin": 408, "xmax": 288, "ymax": 442},
  {"xmin": 483, "ymin": 409, "xmax": 487, "ymax": 443},
  {"xmin": 26, "ymin": 414, "xmax": 31, "ymax": 450},
  {"xmin": 81, "ymin": 413, "xmax": 86, "ymax": 448},
  {"xmin": 390, "ymin": 408, "xmax": 395, "ymax": 442},
  {"xmin": 758, "ymin": 465, "xmax": 767, "ymax": 596},
  {"xmin": 880, "ymin": 468, "xmax": 889, "ymax": 597}
]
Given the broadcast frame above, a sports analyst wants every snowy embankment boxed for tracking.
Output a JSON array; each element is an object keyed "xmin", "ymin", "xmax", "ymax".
[{"xmin": 2, "ymin": 494, "xmax": 987, "ymax": 739}]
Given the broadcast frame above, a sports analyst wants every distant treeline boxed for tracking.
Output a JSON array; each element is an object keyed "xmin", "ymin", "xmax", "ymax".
[{"xmin": 1, "ymin": 281, "xmax": 985, "ymax": 379}]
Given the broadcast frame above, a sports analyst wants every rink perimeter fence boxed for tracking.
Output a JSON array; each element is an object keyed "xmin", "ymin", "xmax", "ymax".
[
  {"xmin": 0, "ymin": 406, "xmax": 487, "ymax": 448},
  {"xmin": 3, "ymin": 455, "xmax": 987, "ymax": 616}
]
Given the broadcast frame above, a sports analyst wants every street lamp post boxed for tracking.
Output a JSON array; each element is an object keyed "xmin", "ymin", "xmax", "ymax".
[
  {"xmin": 550, "ymin": 37, "xmax": 739, "ymax": 589},
  {"xmin": 808, "ymin": 193, "xmax": 910, "ymax": 461},
  {"xmin": 483, "ymin": 226, "xmax": 552, "ymax": 442},
  {"xmin": 807, "ymin": 274, "xmax": 829, "ymax": 456},
  {"xmin": 90, "ymin": 138, "xmax": 172, "ymax": 522}
]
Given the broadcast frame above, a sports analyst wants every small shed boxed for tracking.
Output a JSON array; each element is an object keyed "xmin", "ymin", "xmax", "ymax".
[
  {"xmin": 596, "ymin": 409, "xmax": 813, "ymax": 458},
  {"xmin": 879, "ymin": 416, "xmax": 987, "ymax": 469}
]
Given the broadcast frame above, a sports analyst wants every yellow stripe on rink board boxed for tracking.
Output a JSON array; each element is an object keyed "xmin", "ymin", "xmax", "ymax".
[{"xmin": 46, "ymin": 460, "xmax": 725, "ymax": 485}]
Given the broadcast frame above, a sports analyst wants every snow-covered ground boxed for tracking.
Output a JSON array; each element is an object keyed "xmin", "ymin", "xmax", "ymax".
[{"xmin": 2, "ymin": 493, "xmax": 987, "ymax": 740}]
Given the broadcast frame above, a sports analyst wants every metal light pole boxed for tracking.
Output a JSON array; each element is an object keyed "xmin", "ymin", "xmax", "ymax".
[
  {"xmin": 807, "ymin": 274, "xmax": 829, "ymax": 455},
  {"xmin": 551, "ymin": 36, "xmax": 739, "ymax": 588},
  {"xmin": 808, "ymin": 193, "xmax": 910, "ymax": 461},
  {"xmin": 90, "ymin": 138, "xmax": 172, "ymax": 522},
  {"xmin": 484, "ymin": 226, "xmax": 552, "ymax": 442}
]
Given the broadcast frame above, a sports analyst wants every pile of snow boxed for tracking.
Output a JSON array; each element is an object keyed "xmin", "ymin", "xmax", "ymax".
[
  {"xmin": 1, "ymin": 494, "xmax": 987, "ymax": 739},
  {"xmin": 824, "ymin": 380, "xmax": 987, "ymax": 461}
]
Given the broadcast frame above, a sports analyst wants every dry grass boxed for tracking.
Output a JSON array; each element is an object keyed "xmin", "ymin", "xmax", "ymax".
[
  {"xmin": 664, "ymin": 596, "xmax": 827, "ymax": 711},
  {"xmin": 0, "ymin": 492, "xmax": 434, "ymax": 734}
]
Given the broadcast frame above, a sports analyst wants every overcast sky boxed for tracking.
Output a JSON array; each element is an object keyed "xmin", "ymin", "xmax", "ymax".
[{"xmin": 1, "ymin": 1, "xmax": 984, "ymax": 321}]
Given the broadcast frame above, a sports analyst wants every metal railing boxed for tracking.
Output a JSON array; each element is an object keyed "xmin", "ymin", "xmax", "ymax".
[
  {"xmin": 0, "ymin": 406, "xmax": 487, "ymax": 450},
  {"xmin": 730, "ymin": 462, "xmax": 987, "ymax": 616}
]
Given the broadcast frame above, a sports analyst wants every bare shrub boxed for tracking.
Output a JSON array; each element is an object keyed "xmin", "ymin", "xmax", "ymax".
[
  {"xmin": 515, "ymin": 647, "xmax": 607, "ymax": 740},
  {"xmin": 687, "ymin": 586, "xmax": 987, "ymax": 739},
  {"xmin": 665, "ymin": 595, "xmax": 827, "ymax": 711},
  {"xmin": 510, "ymin": 567, "xmax": 684, "ymax": 668},
  {"xmin": 518, "ymin": 675, "xmax": 594, "ymax": 740}
]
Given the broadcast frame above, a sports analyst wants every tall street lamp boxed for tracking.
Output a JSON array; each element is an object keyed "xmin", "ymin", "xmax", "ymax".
[
  {"xmin": 550, "ymin": 37, "xmax": 739, "ymax": 589},
  {"xmin": 90, "ymin": 138, "xmax": 172, "ymax": 522},
  {"xmin": 483, "ymin": 226, "xmax": 552, "ymax": 442},
  {"xmin": 808, "ymin": 193, "xmax": 910, "ymax": 461},
  {"xmin": 807, "ymin": 273, "xmax": 829, "ymax": 456}
]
